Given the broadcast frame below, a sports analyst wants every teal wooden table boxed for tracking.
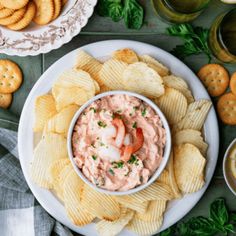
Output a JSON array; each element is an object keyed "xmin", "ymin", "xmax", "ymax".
[{"xmin": 0, "ymin": 0, "xmax": 236, "ymax": 234}]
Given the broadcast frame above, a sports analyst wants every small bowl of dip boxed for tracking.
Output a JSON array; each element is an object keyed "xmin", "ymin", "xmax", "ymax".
[
  {"xmin": 223, "ymin": 138, "xmax": 236, "ymax": 196},
  {"xmin": 67, "ymin": 91, "xmax": 171, "ymax": 195}
]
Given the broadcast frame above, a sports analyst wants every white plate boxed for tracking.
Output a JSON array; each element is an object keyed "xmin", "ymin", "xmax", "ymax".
[
  {"xmin": 18, "ymin": 40, "xmax": 219, "ymax": 235},
  {"xmin": 0, "ymin": 0, "xmax": 97, "ymax": 56}
]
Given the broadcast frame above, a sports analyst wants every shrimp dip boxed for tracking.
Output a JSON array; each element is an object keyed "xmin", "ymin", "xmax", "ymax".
[{"xmin": 72, "ymin": 94, "xmax": 166, "ymax": 191}]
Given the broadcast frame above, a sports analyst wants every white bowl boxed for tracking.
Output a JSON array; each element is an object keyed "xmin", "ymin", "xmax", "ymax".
[
  {"xmin": 223, "ymin": 138, "xmax": 236, "ymax": 196},
  {"xmin": 67, "ymin": 90, "xmax": 172, "ymax": 195}
]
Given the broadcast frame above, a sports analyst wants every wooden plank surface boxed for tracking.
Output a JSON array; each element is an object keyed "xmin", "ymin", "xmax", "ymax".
[{"xmin": 0, "ymin": 0, "xmax": 236, "ymax": 233}]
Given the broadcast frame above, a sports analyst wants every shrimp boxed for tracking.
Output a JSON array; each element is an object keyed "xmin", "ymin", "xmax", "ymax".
[
  {"xmin": 112, "ymin": 118, "xmax": 126, "ymax": 148},
  {"xmin": 121, "ymin": 128, "xmax": 144, "ymax": 162}
]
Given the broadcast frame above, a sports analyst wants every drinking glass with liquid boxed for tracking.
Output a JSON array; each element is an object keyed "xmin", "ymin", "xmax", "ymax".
[
  {"xmin": 152, "ymin": 0, "xmax": 211, "ymax": 23},
  {"xmin": 209, "ymin": 8, "xmax": 236, "ymax": 63}
]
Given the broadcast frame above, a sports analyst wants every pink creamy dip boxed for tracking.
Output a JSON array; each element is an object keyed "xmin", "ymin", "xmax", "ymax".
[{"xmin": 72, "ymin": 94, "xmax": 166, "ymax": 191}]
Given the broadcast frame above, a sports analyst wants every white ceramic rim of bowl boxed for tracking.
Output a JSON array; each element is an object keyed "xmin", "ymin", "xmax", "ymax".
[
  {"xmin": 67, "ymin": 90, "xmax": 172, "ymax": 196},
  {"xmin": 223, "ymin": 137, "xmax": 236, "ymax": 196}
]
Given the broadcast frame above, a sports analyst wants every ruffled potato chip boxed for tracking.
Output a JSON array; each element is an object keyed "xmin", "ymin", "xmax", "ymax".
[
  {"xmin": 139, "ymin": 54, "xmax": 169, "ymax": 77},
  {"xmin": 64, "ymin": 171, "xmax": 95, "ymax": 226},
  {"xmin": 75, "ymin": 49, "xmax": 103, "ymax": 85},
  {"xmin": 116, "ymin": 181, "xmax": 173, "ymax": 207},
  {"xmin": 49, "ymin": 158, "xmax": 71, "ymax": 201},
  {"xmin": 174, "ymin": 143, "xmax": 206, "ymax": 193},
  {"xmin": 173, "ymin": 100, "xmax": 212, "ymax": 132},
  {"xmin": 99, "ymin": 59, "xmax": 128, "ymax": 90},
  {"xmin": 80, "ymin": 184, "xmax": 121, "ymax": 221},
  {"xmin": 155, "ymin": 87, "xmax": 188, "ymax": 125},
  {"xmin": 123, "ymin": 62, "xmax": 165, "ymax": 98},
  {"xmin": 52, "ymin": 86, "xmax": 90, "ymax": 111},
  {"xmin": 162, "ymin": 75, "xmax": 194, "ymax": 103},
  {"xmin": 33, "ymin": 94, "xmax": 57, "ymax": 132},
  {"xmin": 158, "ymin": 169, "xmax": 169, "ymax": 185},
  {"xmin": 136, "ymin": 200, "xmax": 166, "ymax": 222},
  {"xmin": 166, "ymin": 151, "xmax": 181, "ymax": 199},
  {"xmin": 96, "ymin": 207, "xmax": 134, "ymax": 236},
  {"xmin": 45, "ymin": 104, "xmax": 78, "ymax": 136},
  {"xmin": 114, "ymin": 196, "xmax": 149, "ymax": 214},
  {"xmin": 127, "ymin": 214, "xmax": 163, "ymax": 235},
  {"xmin": 112, "ymin": 48, "xmax": 139, "ymax": 64},
  {"xmin": 174, "ymin": 129, "xmax": 208, "ymax": 155},
  {"xmin": 31, "ymin": 133, "xmax": 67, "ymax": 188}
]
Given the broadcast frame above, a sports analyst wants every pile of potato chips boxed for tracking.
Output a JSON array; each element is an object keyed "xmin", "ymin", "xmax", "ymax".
[{"xmin": 31, "ymin": 48, "xmax": 212, "ymax": 236}]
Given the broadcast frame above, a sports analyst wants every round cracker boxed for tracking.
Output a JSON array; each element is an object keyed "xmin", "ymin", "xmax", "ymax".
[
  {"xmin": 0, "ymin": 92, "xmax": 12, "ymax": 109},
  {"xmin": 0, "ymin": 0, "xmax": 29, "ymax": 10},
  {"xmin": 33, "ymin": 0, "xmax": 54, "ymax": 25},
  {"xmin": 7, "ymin": 2, "xmax": 36, "ymax": 30},
  {"xmin": 197, "ymin": 64, "xmax": 229, "ymax": 97},
  {"xmin": 52, "ymin": 0, "xmax": 61, "ymax": 20},
  {"xmin": 0, "ymin": 6, "xmax": 26, "ymax": 25},
  {"xmin": 217, "ymin": 92, "xmax": 236, "ymax": 125},
  {"xmin": 230, "ymin": 72, "xmax": 236, "ymax": 96},
  {"xmin": 0, "ymin": 7, "xmax": 14, "ymax": 18},
  {"xmin": 0, "ymin": 59, "xmax": 23, "ymax": 93}
]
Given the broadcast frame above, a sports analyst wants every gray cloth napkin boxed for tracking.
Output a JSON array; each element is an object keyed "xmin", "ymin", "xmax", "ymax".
[{"xmin": 0, "ymin": 127, "xmax": 75, "ymax": 236}]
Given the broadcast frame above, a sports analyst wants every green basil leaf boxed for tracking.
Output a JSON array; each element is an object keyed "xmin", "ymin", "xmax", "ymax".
[
  {"xmin": 210, "ymin": 198, "xmax": 229, "ymax": 226},
  {"xmin": 176, "ymin": 221, "xmax": 192, "ymax": 236},
  {"xmin": 108, "ymin": 3, "xmax": 123, "ymax": 22},
  {"xmin": 97, "ymin": 0, "xmax": 111, "ymax": 16},
  {"xmin": 159, "ymin": 227, "xmax": 174, "ymax": 236},
  {"xmin": 123, "ymin": 0, "xmax": 144, "ymax": 29},
  {"xmin": 229, "ymin": 212, "xmax": 236, "ymax": 223},
  {"xmin": 224, "ymin": 224, "xmax": 235, "ymax": 233},
  {"xmin": 188, "ymin": 216, "xmax": 219, "ymax": 236}
]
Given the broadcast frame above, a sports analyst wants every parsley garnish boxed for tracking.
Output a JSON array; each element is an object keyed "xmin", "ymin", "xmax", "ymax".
[
  {"xmin": 100, "ymin": 142, "xmax": 105, "ymax": 146},
  {"xmin": 141, "ymin": 107, "xmax": 146, "ymax": 117},
  {"xmin": 89, "ymin": 107, "xmax": 97, "ymax": 113},
  {"xmin": 133, "ymin": 106, "xmax": 139, "ymax": 111},
  {"xmin": 109, "ymin": 168, "xmax": 115, "ymax": 175},
  {"xmin": 113, "ymin": 161, "xmax": 124, "ymax": 169},
  {"xmin": 98, "ymin": 121, "xmax": 107, "ymax": 128},
  {"xmin": 167, "ymin": 24, "xmax": 212, "ymax": 63},
  {"xmin": 132, "ymin": 122, "xmax": 137, "ymax": 129},
  {"xmin": 116, "ymin": 110, "xmax": 122, "ymax": 113},
  {"xmin": 92, "ymin": 155, "xmax": 97, "ymax": 160},
  {"xmin": 128, "ymin": 154, "xmax": 138, "ymax": 165}
]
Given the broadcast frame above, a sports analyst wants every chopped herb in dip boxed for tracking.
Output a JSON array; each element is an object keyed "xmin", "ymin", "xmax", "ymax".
[
  {"xmin": 132, "ymin": 121, "xmax": 137, "ymax": 129},
  {"xmin": 92, "ymin": 155, "xmax": 97, "ymax": 160},
  {"xmin": 89, "ymin": 107, "xmax": 97, "ymax": 113},
  {"xmin": 97, "ymin": 121, "xmax": 107, "ymax": 128},
  {"xmin": 116, "ymin": 110, "xmax": 122, "ymax": 113},
  {"xmin": 109, "ymin": 168, "xmax": 115, "ymax": 175},
  {"xmin": 128, "ymin": 154, "xmax": 139, "ymax": 165},
  {"xmin": 141, "ymin": 107, "xmax": 147, "ymax": 117},
  {"xmin": 113, "ymin": 161, "xmax": 124, "ymax": 169}
]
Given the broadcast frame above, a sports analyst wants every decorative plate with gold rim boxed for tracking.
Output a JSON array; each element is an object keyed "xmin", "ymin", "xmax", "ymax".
[{"xmin": 0, "ymin": 0, "xmax": 97, "ymax": 56}]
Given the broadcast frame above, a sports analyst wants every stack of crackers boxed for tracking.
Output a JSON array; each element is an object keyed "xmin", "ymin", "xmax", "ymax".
[
  {"xmin": 0, "ymin": 0, "xmax": 67, "ymax": 31},
  {"xmin": 0, "ymin": 60, "xmax": 22, "ymax": 109}
]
